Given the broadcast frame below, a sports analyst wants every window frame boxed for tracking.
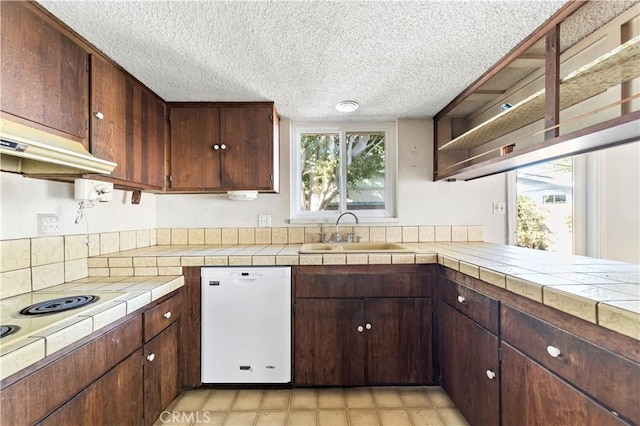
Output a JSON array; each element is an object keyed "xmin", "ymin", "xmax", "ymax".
[{"xmin": 290, "ymin": 121, "xmax": 397, "ymax": 221}]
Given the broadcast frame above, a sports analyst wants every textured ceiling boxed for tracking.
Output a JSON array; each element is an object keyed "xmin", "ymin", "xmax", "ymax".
[{"xmin": 37, "ymin": 0, "xmax": 568, "ymax": 121}]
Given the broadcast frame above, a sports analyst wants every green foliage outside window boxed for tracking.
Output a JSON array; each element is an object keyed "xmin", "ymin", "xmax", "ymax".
[
  {"xmin": 300, "ymin": 132, "xmax": 385, "ymax": 211},
  {"xmin": 517, "ymin": 195, "xmax": 551, "ymax": 250}
]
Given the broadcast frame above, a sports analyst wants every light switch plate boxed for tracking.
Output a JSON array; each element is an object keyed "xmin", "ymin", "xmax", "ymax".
[
  {"xmin": 492, "ymin": 202, "xmax": 506, "ymax": 215},
  {"xmin": 258, "ymin": 214, "xmax": 272, "ymax": 227}
]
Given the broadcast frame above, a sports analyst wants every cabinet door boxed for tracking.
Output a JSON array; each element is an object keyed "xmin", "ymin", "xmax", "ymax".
[
  {"xmin": 294, "ymin": 299, "xmax": 365, "ymax": 386},
  {"xmin": 366, "ymin": 298, "xmax": 433, "ymax": 385},
  {"xmin": 144, "ymin": 321, "xmax": 180, "ymax": 425},
  {"xmin": 170, "ymin": 107, "xmax": 221, "ymax": 190},
  {"xmin": 1, "ymin": 1, "xmax": 88, "ymax": 140},
  {"xmin": 40, "ymin": 350, "xmax": 144, "ymax": 426},
  {"xmin": 128, "ymin": 85, "xmax": 166, "ymax": 189},
  {"xmin": 219, "ymin": 105, "xmax": 274, "ymax": 189},
  {"xmin": 90, "ymin": 54, "xmax": 128, "ymax": 180},
  {"xmin": 501, "ymin": 343, "xmax": 624, "ymax": 425},
  {"xmin": 439, "ymin": 302, "xmax": 499, "ymax": 426},
  {"xmin": 92, "ymin": 58, "xmax": 166, "ymax": 188}
]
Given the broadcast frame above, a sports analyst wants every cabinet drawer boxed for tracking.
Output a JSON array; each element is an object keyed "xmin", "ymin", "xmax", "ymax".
[
  {"xmin": 501, "ymin": 304, "xmax": 640, "ymax": 424},
  {"xmin": 295, "ymin": 266, "xmax": 431, "ymax": 298},
  {"xmin": 440, "ymin": 276, "xmax": 498, "ymax": 334},
  {"xmin": 144, "ymin": 291, "xmax": 182, "ymax": 342}
]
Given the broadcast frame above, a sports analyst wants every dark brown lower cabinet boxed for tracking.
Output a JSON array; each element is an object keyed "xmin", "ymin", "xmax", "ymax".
[
  {"xmin": 501, "ymin": 343, "xmax": 624, "ymax": 425},
  {"xmin": 439, "ymin": 302, "xmax": 499, "ymax": 426},
  {"xmin": 144, "ymin": 321, "xmax": 180, "ymax": 425},
  {"xmin": 294, "ymin": 299, "xmax": 365, "ymax": 386},
  {"xmin": 366, "ymin": 298, "xmax": 432, "ymax": 385},
  {"xmin": 40, "ymin": 350, "xmax": 144, "ymax": 426},
  {"xmin": 439, "ymin": 269, "xmax": 640, "ymax": 426},
  {"xmin": 0, "ymin": 291, "xmax": 183, "ymax": 426},
  {"xmin": 294, "ymin": 297, "xmax": 432, "ymax": 386}
]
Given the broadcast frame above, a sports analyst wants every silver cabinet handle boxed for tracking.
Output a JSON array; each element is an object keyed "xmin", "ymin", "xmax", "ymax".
[
  {"xmin": 357, "ymin": 325, "xmax": 364, "ymax": 332},
  {"xmin": 220, "ymin": 144, "xmax": 227, "ymax": 150},
  {"xmin": 486, "ymin": 370, "xmax": 496, "ymax": 380},
  {"xmin": 212, "ymin": 144, "xmax": 220, "ymax": 150},
  {"xmin": 94, "ymin": 112, "xmax": 104, "ymax": 120},
  {"xmin": 365, "ymin": 323, "xmax": 372, "ymax": 330},
  {"xmin": 147, "ymin": 353, "xmax": 155, "ymax": 362},
  {"xmin": 163, "ymin": 311, "xmax": 172, "ymax": 319},
  {"xmin": 546, "ymin": 345, "xmax": 562, "ymax": 358},
  {"xmin": 457, "ymin": 295, "xmax": 466, "ymax": 303}
]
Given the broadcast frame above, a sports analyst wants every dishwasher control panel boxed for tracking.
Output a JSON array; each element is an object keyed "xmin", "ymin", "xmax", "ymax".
[{"xmin": 231, "ymin": 271, "xmax": 264, "ymax": 278}]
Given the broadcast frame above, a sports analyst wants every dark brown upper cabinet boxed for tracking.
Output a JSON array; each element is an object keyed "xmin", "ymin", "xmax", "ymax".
[
  {"xmin": 90, "ymin": 55, "xmax": 128, "ymax": 180},
  {"xmin": 168, "ymin": 103, "xmax": 279, "ymax": 192},
  {"xmin": 90, "ymin": 55, "xmax": 166, "ymax": 190},
  {"xmin": 434, "ymin": 1, "xmax": 640, "ymax": 181},
  {"xmin": 0, "ymin": 1, "xmax": 89, "ymax": 145},
  {"xmin": 1, "ymin": 2, "xmax": 166, "ymax": 190}
]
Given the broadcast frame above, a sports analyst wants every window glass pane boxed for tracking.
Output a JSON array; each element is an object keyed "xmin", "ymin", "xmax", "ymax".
[
  {"xmin": 516, "ymin": 158, "xmax": 573, "ymax": 254},
  {"xmin": 299, "ymin": 133, "xmax": 340, "ymax": 211},
  {"xmin": 346, "ymin": 132, "xmax": 386, "ymax": 211}
]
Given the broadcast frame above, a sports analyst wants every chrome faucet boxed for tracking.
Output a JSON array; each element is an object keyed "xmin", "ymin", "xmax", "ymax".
[{"xmin": 334, "ymin": 212, "xmax": 359, "ymax": 242}]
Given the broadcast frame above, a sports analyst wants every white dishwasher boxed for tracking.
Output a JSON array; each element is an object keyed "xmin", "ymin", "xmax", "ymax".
[{"xmin": 201, "ymin": 267, "xmax": 291, "ymax": 384}]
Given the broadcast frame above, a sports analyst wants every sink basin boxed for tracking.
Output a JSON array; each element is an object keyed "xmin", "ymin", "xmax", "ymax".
[{"xmin": 298, "ymin": 242, "xmax": 416, "ymax": 253}]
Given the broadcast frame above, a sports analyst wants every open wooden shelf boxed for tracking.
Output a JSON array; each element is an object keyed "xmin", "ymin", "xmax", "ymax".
[
  {"xmin": 436, "ymin": 112, "xmax": 640, "ymax": 181},
  {"xmin": 438, "ymin": 35, "xmax": 640, "ymax": 152}
]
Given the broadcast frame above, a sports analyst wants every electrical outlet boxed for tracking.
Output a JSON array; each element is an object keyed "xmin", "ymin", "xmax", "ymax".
[
  {"xmin": 38, "ymin": 214, "xmax": 60, "ymax": 235},
  {"xmin": 258, "ymin": 214, "xmax": 272, "ymax": 227},
  {"xmin": 492, "ymin": 202, "xmax": 506, "ymax": 215}
]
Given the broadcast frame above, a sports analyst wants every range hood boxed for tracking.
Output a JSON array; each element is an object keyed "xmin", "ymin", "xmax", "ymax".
[{"xmin": 0, "ymin": 118, "xmax": 116, "ymax": 175}]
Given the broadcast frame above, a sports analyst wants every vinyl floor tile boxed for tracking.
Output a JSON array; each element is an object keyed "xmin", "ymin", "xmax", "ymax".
[
  {"xmin": 286, "ymin": 410, "xmax": 316, "ymax": 426},
  {"xmin": 348, "ymin": 409, "xmax": 381, "ymax": 426},
  {"xmin": 378, "ymin": 409, "xmax": 413, "ymax": 426},
  {"xmin": 255, "ymin": 411, "xmax": 287, "ymax": 426},
  {"xmin": 161, "ymin": 386, "xmax": 466, "ymax": 426}
]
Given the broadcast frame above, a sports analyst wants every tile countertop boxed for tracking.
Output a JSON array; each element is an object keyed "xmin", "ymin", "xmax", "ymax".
[
  {"xmin": 0, "ymin": 275, "xmax": 183, "ymax": 381},
  {"xmin": 89, "ymin": 242, "xmax": 639, "ymax": 340},
  {"xmin": 2, "ymin": 242, "xmax": 637, "ymax": 381}
]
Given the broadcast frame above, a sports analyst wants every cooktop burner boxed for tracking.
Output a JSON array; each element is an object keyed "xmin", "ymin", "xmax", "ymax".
[
  {"xmin": 0, "ymin": 325, "xmax": 20, "ymax": 339},
  {"xmin": 19, "ymin": 295, "xmax": 98, "ymax": 316}
]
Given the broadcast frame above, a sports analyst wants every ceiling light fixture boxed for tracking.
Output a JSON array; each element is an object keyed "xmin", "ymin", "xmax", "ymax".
[{"xmin": 335, "ymin": 100, "xmax": 359, "ymax": 113}]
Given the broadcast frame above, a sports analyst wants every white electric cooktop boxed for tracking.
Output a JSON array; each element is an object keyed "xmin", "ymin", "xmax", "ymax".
[{"xmin": 0, "ymin": 291, "xmax": 126, "ymax": 348}]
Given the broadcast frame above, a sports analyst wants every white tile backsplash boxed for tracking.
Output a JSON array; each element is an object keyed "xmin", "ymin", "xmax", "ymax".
[{"xmin": 2, "ymin": 225, "xmax": 481, "ymax": 298}]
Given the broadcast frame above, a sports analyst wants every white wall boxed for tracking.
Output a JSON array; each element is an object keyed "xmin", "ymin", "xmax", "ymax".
[
  {"xmin": 0, "ymin": 172, "xmax": 157, "ymax": 240},
  {"xmin": 156, "ymin": 118, "xmax": 509, "ymax": 243},
  {"xmin": 3, "ymin": 122, "xmax": 635, "ymax": 257},
  {"xmin": 0, "ymin": 118, "xmax": 509, "ymax": 243},
  {"xmin": 396, "ymin": 119, "xmax": 507, "ymax": 242},
  {"xmin": 590, "ymin": 142, "xmax": 640, "ymax": 264}
]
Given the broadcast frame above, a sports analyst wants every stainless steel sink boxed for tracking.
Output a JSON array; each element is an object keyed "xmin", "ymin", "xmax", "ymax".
[{"xmin": 298, "ymin": 242, "xmax": 416, "ymax": 253}]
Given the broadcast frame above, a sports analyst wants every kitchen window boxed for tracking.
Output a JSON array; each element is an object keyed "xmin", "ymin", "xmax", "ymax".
[
  {"xmin": 507, "ymin": 158, "xmax": 578, "ymax": 255},
  {"xmin": 291, "ymin": 122, "xmax": 396, "ymax": 220},
  {"xmin": 542, "ymin": 194, "xmax": 567, "ymax": 204}
]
